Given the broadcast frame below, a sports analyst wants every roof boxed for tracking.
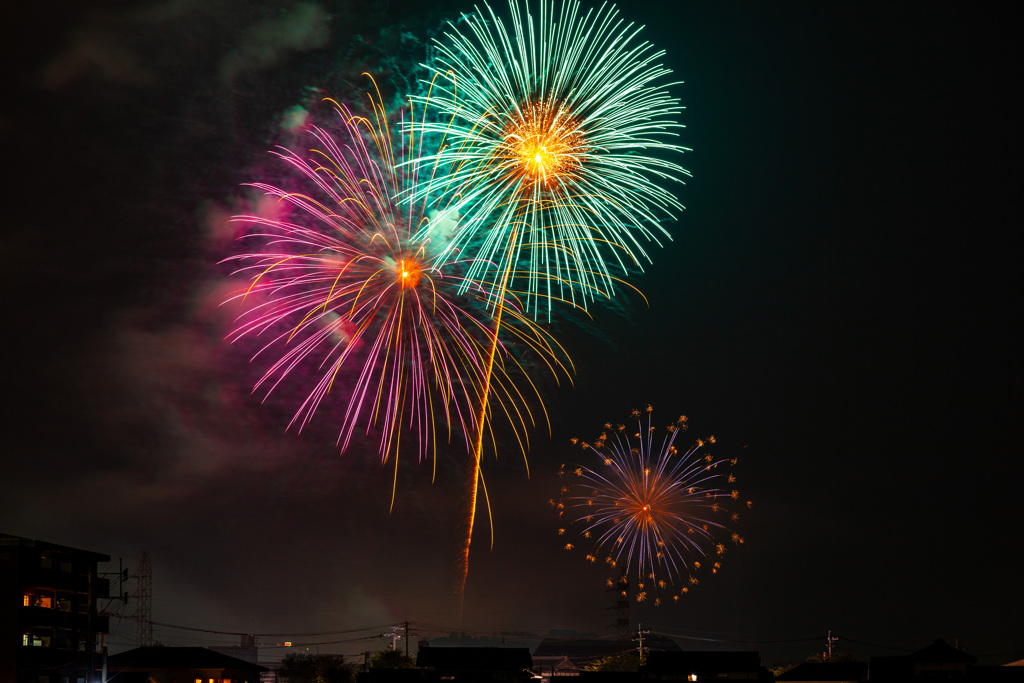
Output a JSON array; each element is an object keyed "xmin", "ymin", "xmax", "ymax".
[
  {"xmin": 533, "ymin": 636, "xmax": 679, "ymax": 665},
  {"xmin": 775, "ymin": 661, "xmax": 869, "ymax": 682},
  {"xmin": 578, "ymin": 672, "xmax": 640, "ymax": 683},
  {"xmin": 908, "ymin": 638, "xmax": 977, "ymax": 664},
  {"xmin": 0, "ymin": 532, "xmax": 111, "ymax": 562},
  {"xmin": 533, "ymin": 639, "xmax": 631, "ymax": 663},
  {"xmin": 416, "ymin": 647, "xmax": 532, "ymax": 671},
  {"xmin": 644, "ymin": 650, "xmax": 762, "ymax": 673},
  {"xmin": 104, "ymin": 673, "xmax": 153, "ymax": 683},
  {"xmin": 108, "ymin": 647, "xmax": 268, "ymax": 672}
]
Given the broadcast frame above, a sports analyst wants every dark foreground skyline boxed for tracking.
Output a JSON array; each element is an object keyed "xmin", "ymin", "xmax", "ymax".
[{"xmin": 2, "ymin": 0, "xmax": 1020, "ymax": 666}]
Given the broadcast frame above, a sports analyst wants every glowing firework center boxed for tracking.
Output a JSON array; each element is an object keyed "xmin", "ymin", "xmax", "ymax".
[
  {"xmin": 500, "ymin": 100, "xmax": 587, "ymax": 191},
  {"xmin": 392, "ymin": 255, "xmax": 424, "ymax": 290}
]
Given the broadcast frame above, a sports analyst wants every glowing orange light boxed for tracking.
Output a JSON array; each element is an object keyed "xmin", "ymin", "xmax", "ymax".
[
  {"xmin": 394, "ymin": 256, "xmax": 423, "ymax": 290},
  {"xmin": 501, "ymin": 99, "xmax": 586, "ymax": 189}
]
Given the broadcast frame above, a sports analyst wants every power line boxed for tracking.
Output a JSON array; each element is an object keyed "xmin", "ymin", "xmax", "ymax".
[{"xmin": 114, "ymin": 614, "xmax": 394, "ymax": 638}]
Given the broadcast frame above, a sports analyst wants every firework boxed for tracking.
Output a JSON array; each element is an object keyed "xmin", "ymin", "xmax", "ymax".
[
  {"xmin": 224, "ymin": 85, "xmax": 570, "ymax": 503},
  {"xmin": 558, "ymin": 406, "xmax": 747, "ymax": 604},
  {"xmin": 410, "ymin": 0, "xmax": 690, "ymax": 317}
]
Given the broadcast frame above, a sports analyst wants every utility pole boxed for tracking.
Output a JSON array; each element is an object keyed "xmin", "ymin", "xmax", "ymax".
[
  {"xmin": 379, "ymin": 626, "xmax": 402, "ymax": 651},
  {"xmin": 404, "ymin": 621, "xmax": 410, "ymax": 657},
  {"xmin": 635, "ymin": 623, "xmax": 650, "ymax": 663},
  {"xmin": 88, "ymin": 571, "xmax": 96, "ymax": 683},
  {"xmin": 134, "ymin": 552, "xmax": 153, "ymax": 647},
  {"xmin": 825, "ymin": 630, "xmax": 838, "ymax": 661}
]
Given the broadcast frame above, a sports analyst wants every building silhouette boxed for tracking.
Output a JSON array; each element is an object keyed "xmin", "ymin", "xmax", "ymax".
[
  {"xmin": 0, "ymin": 533, "xmax": 111, "ymax": 683},
  {"xmin": 106, "ymin": 647, "xmax": 267, "ymax": 683}
]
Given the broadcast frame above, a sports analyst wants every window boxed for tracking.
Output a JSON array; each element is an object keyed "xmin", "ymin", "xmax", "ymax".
[
  {"xmin": 40, "ymin": 555, "xmax": 53, "ymax": 569},
  {"xmin": 60, "ymin": 562, "xmax": 72, "ymax": 573},
  {"xmin": 24, "ymin": 593, "xmax": 53, "ymax": 608},
  {"xmin": 58, "ymin": 599, "xmax": 72, "ymax": 612}
]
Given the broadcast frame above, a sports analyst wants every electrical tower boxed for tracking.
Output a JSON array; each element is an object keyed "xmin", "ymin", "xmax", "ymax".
[
  {"xmin": 611, "ymin": 570, "xmax": 630, "ymax": 642},
  {"xmin": 134, "ymin": 552, "xmax": 153, "ymax": 647}
]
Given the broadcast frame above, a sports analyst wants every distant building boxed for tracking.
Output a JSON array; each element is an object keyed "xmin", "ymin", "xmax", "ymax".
[
  {"xmin": 106, "ymin": 646, "xmax": 267, "ymax": 683},
  {"xmin": 210, "ymin": 636, "xmax": 259, "ymax": 665},
  {"xmin": 0, "ymin": 533, "xmax": 111, "ymax": 683}
]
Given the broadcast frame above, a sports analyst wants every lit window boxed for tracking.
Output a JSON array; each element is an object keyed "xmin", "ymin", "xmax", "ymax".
[
  {"xmin": 688, "ymin": 675, "xmax": 697, "ymax": 682},
  {"xmin": 38, "ymin": 597, "xmax": 52, "ymax": 609}
]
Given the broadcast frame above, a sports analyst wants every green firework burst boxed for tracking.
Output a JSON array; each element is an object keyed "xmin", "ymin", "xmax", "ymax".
[{"xmin": 409, "ymin": 0, "xmax": 691, "ymax": 318}]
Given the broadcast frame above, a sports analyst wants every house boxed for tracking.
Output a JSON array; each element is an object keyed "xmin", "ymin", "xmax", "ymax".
[
  {"xmin": 774, "ymin": 661, "xmax": 869, "ymax": 682},
  {"xmin": 532, "ymin": 637, "xmax": 680, "ymax": 676},
  {"xmin": 870, "ymin": 638, "xmax": 1024, "ymax": 681},
  {"xmin": 0, "ymin": 533, "xmax": 111, "ymax": 683},
  {"xmin": 415, "ymin": 646, "xmax": 533, "ymax": 683},
  {"xmin": 641, "ymin": 650, "xmax": 772, "ymax": 681},
  {"xmin": 106, "ymin": 646, "xmax": 267, "ymax": 683}
]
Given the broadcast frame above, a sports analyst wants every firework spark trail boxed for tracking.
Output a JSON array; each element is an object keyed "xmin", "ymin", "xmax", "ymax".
[
  {"xmin": 409, "ymin": 0, "xmax": 691, "ymax": 319},
  {"xmin": 225, "ymin": 83, "xmax": 571, "ymax": 509},
  {"xmin": 412, "ymin": 0, "xmax": 688, "ymax": 611},
  {"xmin": 455, "ymin": 223, "xmax": 518, "ymax": 614},
  {"xmin": 559, "ymin": 407, "xmax": 747, "ymax": 605}
]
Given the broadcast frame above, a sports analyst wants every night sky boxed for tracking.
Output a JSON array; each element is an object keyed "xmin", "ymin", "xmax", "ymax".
[{"xmin": 3, "ymin": 0, "xmax": 1020, "ymax": 668}]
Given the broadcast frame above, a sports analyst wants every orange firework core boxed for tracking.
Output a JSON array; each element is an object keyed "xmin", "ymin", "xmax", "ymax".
[
  {"xmin": 501, "ymin": 99, "xmax": 586, "ymax": 189},
  {"xmin": 394, "ymin": 256, "xmax": 423, "ymax": 290}
]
